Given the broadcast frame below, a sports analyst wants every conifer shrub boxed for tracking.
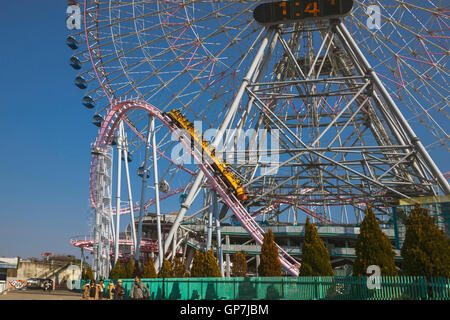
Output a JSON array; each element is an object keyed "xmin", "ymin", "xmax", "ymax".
[
  {"xmin": 401, "ymin": 204, "xmax": 450, "ymax": 277},
  {"xmin": 353, "ymin": 207, "xmax": 397, "ymax": 276},
  {"xmin": 300, "ymin": 217, "xmax": 334, "ymax": 276},
  {"xmin": 258, "ymin": 229, "xmax": 282, "ymax": 277}
]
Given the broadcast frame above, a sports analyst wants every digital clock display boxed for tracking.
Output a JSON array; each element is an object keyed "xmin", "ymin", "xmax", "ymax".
[{"xmin": 253, "ymin": 0, "xmax": 354, "ymax": 25}]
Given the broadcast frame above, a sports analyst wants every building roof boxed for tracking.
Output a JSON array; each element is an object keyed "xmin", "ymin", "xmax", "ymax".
[{"xmin": 0, "ymin": 257, "xmax": 19, "ymax": 269}]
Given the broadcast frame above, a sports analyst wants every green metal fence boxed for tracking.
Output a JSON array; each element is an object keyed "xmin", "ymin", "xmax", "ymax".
[{"xmin": 82, "ymin": 277, "xmax": 450, "ymax": 300}]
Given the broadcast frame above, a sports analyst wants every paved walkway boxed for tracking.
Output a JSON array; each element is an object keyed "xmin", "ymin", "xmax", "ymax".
[{"xmin": 0, "ymin": 289, "xmax": 83, "ymax": 300}]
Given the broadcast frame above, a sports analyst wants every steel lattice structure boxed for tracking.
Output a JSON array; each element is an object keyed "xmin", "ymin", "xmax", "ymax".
[{"xmin": 67, "ymin": 0, "xmax": 449, "ymax": 278}]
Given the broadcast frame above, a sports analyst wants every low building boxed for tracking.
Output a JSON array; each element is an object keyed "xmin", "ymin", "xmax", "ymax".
[
  {"xmin": 0, "ymin": 256, "xmax": 81, "ymax": 289},
  {"xmin": 0, "ymin": 257, "xmax": 19, "ymax": 281}
]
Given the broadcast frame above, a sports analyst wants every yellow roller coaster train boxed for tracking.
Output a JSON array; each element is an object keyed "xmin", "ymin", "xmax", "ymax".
[{"xmin": 165, "ymin": 109, "xmax": 247, "ymax": 201}]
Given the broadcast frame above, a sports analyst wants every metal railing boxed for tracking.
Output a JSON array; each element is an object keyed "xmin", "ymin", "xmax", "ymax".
[{"xmin": 81, "ymin": 276, "xmax": 450, "ymax": 300}]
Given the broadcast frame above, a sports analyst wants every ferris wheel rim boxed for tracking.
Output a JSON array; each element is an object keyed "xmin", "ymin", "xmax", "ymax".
[{"xmin": 78, "ymin": 1, "xmax": 448, "ymax": 150}]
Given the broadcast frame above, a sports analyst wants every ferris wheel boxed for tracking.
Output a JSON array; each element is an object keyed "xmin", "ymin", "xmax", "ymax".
[{"xmin": 67, "ymin": 0, "xmax": 449, "ymax": 278}]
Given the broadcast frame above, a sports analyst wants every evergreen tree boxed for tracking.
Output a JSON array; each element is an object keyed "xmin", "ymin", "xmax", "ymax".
[
  {"xmin": 133, "ymin": 260, "xmax": 142, "ymax": 278},
  {"xmin": 232, "ymin": 251, "xmax": 247, "ymax": 277},
  {"xmin": 125, "ymin": 259, "xmax": 135, "ymax": 278},
  {"xmin": 204, "ymin": 249, "xmax": 222, "ymax": 277},
  {"xmin": 85, "ymin": 266, "xmax": 94, "ymax": 280},
  {"xmin": 109, "ymin": 263, "xmax": 120, "ymax": 279},
  {"xmin": 300, "ymin": 218, "xmax": 334, "ymax": 276},
  {"xmin": 118, "ymin": 260, "xmax": 127, "ymax": 278},
  {"xmin": 81, "ymin": 268, "xmax": 87, "ymax": 280},
  {"xmin": 353, "ymin": 207, "xmax": 397, "ymax": 276},
  {"xmin": 142, "ymin": 258, "xmax": 157, "ymax": 278},
  {"xmin": 190, "ymin": 250, "xmax": 206, "ymax": 277},
  {"xmin": 401, "ymin": 204, "xmax": 450, "ymax": 277},
  {"xmin": 158, "ymin": 259, "xmax": 173, "ymax": 278},
  {"xmin": 258, "ymin": 229, "xmax": 282, "ymax": 277},
  {"xmin": 172, "ymin": 257, "xmax": 188, "ymax": 278}
]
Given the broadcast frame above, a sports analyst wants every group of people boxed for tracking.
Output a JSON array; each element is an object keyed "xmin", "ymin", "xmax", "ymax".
[
  {"xmin": 82, "ymin": 276, "xmax": 150, "ymax": 300},
  {"xmin": 42, "ymin": 279, "xmax": 53, "ymax": 292}
]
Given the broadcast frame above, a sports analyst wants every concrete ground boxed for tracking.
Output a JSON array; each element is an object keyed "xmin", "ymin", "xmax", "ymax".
[{"xmin": 0, "ymin": 289, "xmax": 83, "ymax": 300}]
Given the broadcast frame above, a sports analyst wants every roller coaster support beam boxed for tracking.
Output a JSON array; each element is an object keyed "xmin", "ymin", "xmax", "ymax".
[
  {"xmin": 213, "ymin": 190, "xmax": 224, "ymax": 276},
  {"xmin": 336, "ymin": 21, "xmax": 450, "ymax": 195},
  {"xmin": 206, "ymin": 190, "xmax": 213, "ymax": 251},
  {"xmin": 135, "ymin": 116, "xmax": 153, "ymax": 261},
  {"xmin": 156, "ymin": 27, "xmax": 276, "ymax": 270},
  {"xmin": 135, "ymin": 116, "xmax": 152, "ymax": 261},
  {"xmin": 122, "ymin": 125, "xmax": 137, "ymax": 254},
  {"xmin": 151, "ymin": 116, "xmax": 164, "ymax": 269},
  {"xmin": 114, "ymin": 121, "xmax": 123, "ymax": 265},
  {"xmin": 80, "ymin": 248, "xmax": 84, "ymax": 280}
]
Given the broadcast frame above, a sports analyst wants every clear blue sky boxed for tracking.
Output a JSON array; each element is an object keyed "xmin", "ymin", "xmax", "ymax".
[{"xmin": 0, "ymin": 1, "xmax": 97, "ymax": 259}]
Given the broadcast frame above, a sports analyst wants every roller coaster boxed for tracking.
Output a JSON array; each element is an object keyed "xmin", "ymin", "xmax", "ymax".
[
  {"xmin": 165, "ymin": 109, "xmax": 247, "ymax": 202},
  {"xmin": 88, "ymin": 100, "xmax": 301, "ymax": 276}
]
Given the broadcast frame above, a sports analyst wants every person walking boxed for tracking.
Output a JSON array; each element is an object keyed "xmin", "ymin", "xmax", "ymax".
[
  {"xmin": 130, "ymin": 276, "xmax": 150, "ymax": 300},
  {"xmin": 107, "ymin": 281, "xmax": 116, "ymax": 300},
  {"xmin": 42, "ymin": 280, "xmax": 47, "ymax": 292},
  {"xmin": 81, "ymin": 281, "xmax": 89, "ymax": 299},
  {"xmin": 97, "ymin": 280, "xmax": 105, "ymax": 300},
  {"xmin": 113, "ymin": 280, "xmax": 126, "ymax": 300},
  {"xmin": 44, "ymin": 280, "xmax": 51, "ymax": 293},
  {"xmin": 82, "ymin": 280, "xmax": 99, "ymax": 300}
]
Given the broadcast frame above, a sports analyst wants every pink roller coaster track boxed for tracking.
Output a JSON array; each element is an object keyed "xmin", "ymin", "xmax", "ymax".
[
  {"xmin": 70, "ymin": 236, "xmax": 182, "ymax": 258},
  {"xmin": 90, "ymin": 99, "xmax": 300, "ymax": 276},
  {"xmin": 71, "ymin": 236, "xmax": 157, "ymax": 254}
]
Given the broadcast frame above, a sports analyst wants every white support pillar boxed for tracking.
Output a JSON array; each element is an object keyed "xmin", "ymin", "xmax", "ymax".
[
  {"xmin": 150, "ymin": 116, "xmax": 164, "ymax": 270},
  {"xmin": 212, "ymin": 191, "xmax": 224, "ymax": 277},
  {"xmin": 225, "ymin": 235, "xmax": 231, "ymax": 277},
  {"xmin": 109, "ymin": 149, "xmax": 115, "ymax": 244},
  {"xmin": 114, "ymin": 121, "xmax": 123, "ymax": 265},
  {"xmin": 206, "ymin": 190, "xmax": 213, "ymax": 251},
  {"xmin": 122, "ymin": 145, "xmax": 137, "ymax": 254},
  {"xmin": 185, "ymin": 248, "xmax": 195, "ymax": 271},
  {"xmin": 80, "ymin": 248, "xmax": 84, "ymax": 280},
  {"xmin": 172, "ymin": 229, "xmax": 177, "ymax": 261},
  {"xmin": 135, "ymin": 116, "xmax": 153, "ymax": 261},
  {"xmin": 256, "ymin": 255, "xmax": 260, "ymax": 277}
]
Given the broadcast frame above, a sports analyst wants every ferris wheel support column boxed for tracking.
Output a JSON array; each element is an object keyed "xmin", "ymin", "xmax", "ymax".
[
  {"xmin": 157, "ymin": 27, "xmax": 276, "ymax": 268},
  {"xmin": 135, "ymin": 116, "xmax": 152, "ymax": 261},
  {"xmin": 336, "ymin": 22, "xmax": 450, "ymax": 195},
  {"xmin": 114, "ymin": 121, "xmax": 124, "ymax": 265},
  {"xmin": 235, "ymin": 31, "xmax": 279, "ymax": 133}
]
